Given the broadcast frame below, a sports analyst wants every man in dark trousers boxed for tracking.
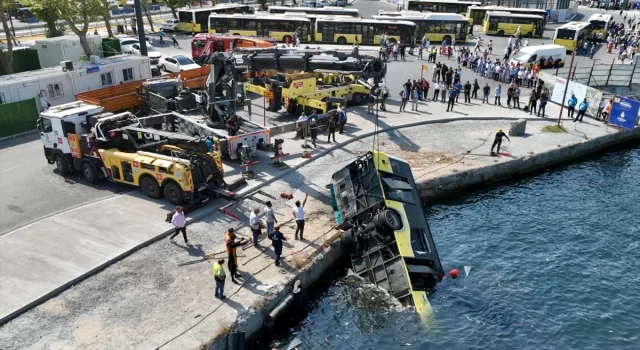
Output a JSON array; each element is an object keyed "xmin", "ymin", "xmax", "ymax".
[
  {"xmin": 308, "ymin": 110, "xmax": 319, "ymax": 147},
  {"xmin": 446, "ymin": 87, "xmax": 457, "ymax": 112},
  {"xmin": 327, "ymin": 111, "xmax": 337, "ymax": 143},
  {"xmin": 463, "ymin": 81, "xmax": 472, "ymax": 103},
  {"xmin": 225, "ymin": 228, "xmax": 248, "ymax": 283},
  {"xmin": 269, "ymin": 226, "xmax": 287, "ymax": 266},
  {"xmin": 292, "ymin": 194, "xmax": 308, "ymax": 240},
  {"xmin": 338, "ymin": 106, "xmax": 347, "ymax": 134},
  {"xmin": 490, "ymin": 128, "xmax": 510, "ymax": 155}
]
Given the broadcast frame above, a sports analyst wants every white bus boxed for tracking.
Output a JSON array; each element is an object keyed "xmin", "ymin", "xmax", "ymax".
[{"xmin": 588, "ymin": 13, "xmax": 612, "ymax": 39}]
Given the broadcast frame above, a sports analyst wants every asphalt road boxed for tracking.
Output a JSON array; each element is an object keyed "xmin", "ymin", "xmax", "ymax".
[{"xmin": 0, "ymin": 5, "xmax": 623, "ymax": 235}]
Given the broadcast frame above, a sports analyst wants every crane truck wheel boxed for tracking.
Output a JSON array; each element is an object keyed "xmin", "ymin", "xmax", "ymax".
[
  {"xmin": 352, "ymin": 93, "xmax": 365, "ymax": 105},
  {"xmin": 163, "ymin": 181, "xmax": 185, "ymax": 205},
  {"xmin": 140, "ymin": 176, "xmax": 162, "ymax": 199},
  {"xmin": 373, "ymin": 208, "xmax": 403, "ymax": 235},
  {"xmin": 56, "ymin": 155, "xmax": 71, "ymax": 175},
  {"xmin": 81, "ymin": 161, "xmax": 100, "ymax": 184}
]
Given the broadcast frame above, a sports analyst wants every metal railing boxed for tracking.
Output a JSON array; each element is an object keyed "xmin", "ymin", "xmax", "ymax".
[{"xmin": 553, "ymin": 59, "xmax": 640, "ymax": 89}]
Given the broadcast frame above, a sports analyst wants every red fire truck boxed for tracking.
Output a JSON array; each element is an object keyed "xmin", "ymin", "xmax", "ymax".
[{"xmin": 191, "ymin": 33, "xmax": 276, "ymax": 64}]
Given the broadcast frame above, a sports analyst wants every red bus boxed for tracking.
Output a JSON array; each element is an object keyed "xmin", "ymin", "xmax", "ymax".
[{"xmin": 192, "ymin": 34, "xmax": 276, "ymax": 64}]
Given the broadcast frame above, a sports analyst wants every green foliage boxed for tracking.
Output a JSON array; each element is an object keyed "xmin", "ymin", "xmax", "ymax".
[
  {"xmin": 258, "ymin": 0, "xmax": 267, "ymax": 11},
  {"xmin": 29, "ymin": 2, "xmax": 64, "ymax": 37}
]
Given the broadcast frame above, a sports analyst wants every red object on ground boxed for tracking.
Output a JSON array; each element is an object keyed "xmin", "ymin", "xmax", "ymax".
[
  {"xmin": 498, "ymin": 151, "xmax": 511, "ymax": 156},
  {"xmin": 449, "ymin": 269, "xmax": 459, "ymax": 279}
]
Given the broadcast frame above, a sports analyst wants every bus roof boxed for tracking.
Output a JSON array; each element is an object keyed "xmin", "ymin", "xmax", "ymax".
[
  {"xmin": 208, "ymin": 13, "xmax": 311, "ymax": 22},
  {"xmin": 408, "ymin": 0, "xmax": 480, "ymax": 4},
  {"xmin": 377, "ymin": 10, "xmax": 424, "ymax": 16},
  {"xmin": 317, "ymin": 17, "xmax": 416, "ymax": 26},
  {"xmin": 588, "ymin": 13, "xmax": 612, "ymax": 22},
  {"xmin": 556, "ymin": 21, "xmax": 591, "ymax": 30},
  {"xmin": 468, "ymin": 5, "xmax": 547, "ymax": 13},
  {"xmin": 179, "ymin": 4, "xmax": 253, "ymax": 13},
  {"xmin": 485, "ymin": 11, "xmax": 544, "ymax": 19},
  {"xmin": 423, "ymin": 12, "xmax": 468, "ymax": 21},
  {"xmin": 268, "ymin": 5, "xmax": 359, "ymax": 13}
]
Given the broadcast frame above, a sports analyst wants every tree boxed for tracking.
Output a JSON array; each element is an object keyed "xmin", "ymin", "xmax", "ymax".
[
  {"xmin": 99, "ymin": 0, "xmax": 114, "ymax": 38},
  {"xmin": 141, "ymin": 0, "xmax": 154, "ymax": 33},
  {"xmin": 32, "ymin": 0, "xmax": 104, "ymax": 57},
  {"xmin": 258, "ymin": 0, "xmax": 268, "ymax": 11},
  {"xmin": 165, "ymin": 0, "xmax": 191, "ymax": 19},
  {"xmin": 0, "ymin": 0, "xmax": 14, "ymax": 74},
  {"xmin": 30, "ymin": 2, "xmax": 65, "ymax": 38}
]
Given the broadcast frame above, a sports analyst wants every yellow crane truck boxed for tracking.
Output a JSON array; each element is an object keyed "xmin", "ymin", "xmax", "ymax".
[{"xmin": 38, "ymin": 101, "xmax": 236, "ymax": 205}]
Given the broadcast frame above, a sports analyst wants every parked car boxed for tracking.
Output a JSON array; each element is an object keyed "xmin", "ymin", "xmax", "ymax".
[
  {"xmin": 334, "ymin": 0, "xmax": 347, "ymax": 6},
  {"xmin": 160, "ymin": 19, "xmax": 180, "ymax": 32},
  {"xmin": 130, "ymin": 43, "xmax": 162, "ymax": 64},
  {"xmin": 119, "ymin": 37, "xmax": 153, "ymax": 54},
  {"xmin": 158, "ymin": 55, "xmax": 201, "ymax": 73}
]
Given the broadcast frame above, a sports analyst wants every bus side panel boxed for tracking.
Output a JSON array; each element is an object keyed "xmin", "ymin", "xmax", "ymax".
[
  {"xmin": 268, "ymin": 31, "xmax": 290, "ymax": 42},
  {"xmin": 553, "ymin": 38, "xmax": 575, "ymax": 52},
  {"xmin": 229, "ymin": 30, "xmax": 257, "ymax": 37},
  {"xmin": 178, "ymin": 22, "xmax": 193, "ymax": 32}
]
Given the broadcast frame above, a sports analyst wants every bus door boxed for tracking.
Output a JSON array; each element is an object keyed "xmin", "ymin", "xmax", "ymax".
[
  {"xmin": 321, "ymin": 23, "xmax": 336, "ymax": 43},
  {"xmin": 456, "ymin": 23, "xmax": 467, "ymax": 40},
  {"xmin": 256, "ymin": 22, "xmax": 269, "ymax": 37},
  {"xmin": 361, "ymin": 24, "xmax": 375, "ymax": 45},
  {"xmin": 488, "ymin": 17, "xmax": 499, "ymax": 32},
  {"xmin": 534, "ymin": 20, "xmax": 543, "ymax": 37}
]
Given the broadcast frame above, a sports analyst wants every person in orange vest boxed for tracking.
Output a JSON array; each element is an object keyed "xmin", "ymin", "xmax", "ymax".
[{"xmin": 225, "ymin": 228, "xmax": 248, "ymax": 284}]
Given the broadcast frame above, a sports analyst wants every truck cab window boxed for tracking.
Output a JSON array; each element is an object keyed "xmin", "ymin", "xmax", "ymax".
[{"xmin": 42, "ymin": 118, "xmax": 53, "ymax": 133}]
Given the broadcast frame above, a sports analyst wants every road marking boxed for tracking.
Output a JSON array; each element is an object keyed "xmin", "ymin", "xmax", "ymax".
[{"xmin": 0, "ymin": 164, "xmax": 29, "ymax": 174}]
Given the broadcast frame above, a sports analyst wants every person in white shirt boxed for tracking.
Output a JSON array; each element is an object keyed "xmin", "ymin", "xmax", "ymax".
[
  {"xmin": 264, "ymin": 201, "xmax": 277, "ymax": 235},
  {"xmin": 292, "ymin": 194, "xmax": 308, "ymax": 240},
  {"xmin": 169, "ymin": 206, "xmax": 188, "ymax": 243},
  {"xmin": 249, "ymin": 208, "xmax": 262, "ymax": 246}
]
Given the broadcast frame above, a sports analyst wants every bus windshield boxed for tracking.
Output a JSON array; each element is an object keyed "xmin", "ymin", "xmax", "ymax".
[
  {"xmin": 512, "ymin": 51, "xmax": 532, "ymax": 62},
  {"xmin": 590, "ymin": 20, "xmax": 606, "ymax": 30},
  {"xmin": 555, "ymin": 29, "xmax": 575, "ymax": 40}
]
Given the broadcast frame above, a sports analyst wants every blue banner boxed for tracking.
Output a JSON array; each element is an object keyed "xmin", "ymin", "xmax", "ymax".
[
  {"xmin": 610, "ymin": 96, "xmax": 639, "ymax": 129},
  {"xmin": 86, "ymin": 66, "xmax": 99, "ymax": 74}
]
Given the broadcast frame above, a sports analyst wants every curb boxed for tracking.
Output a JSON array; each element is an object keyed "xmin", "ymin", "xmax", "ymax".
[{"xmin": 0, "ymin": 130, "xmax": 38, "ymax": 143}]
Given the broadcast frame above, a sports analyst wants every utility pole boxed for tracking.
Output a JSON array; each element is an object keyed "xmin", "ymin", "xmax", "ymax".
[
  {"xmin": 134, "ymin": 0, "xmax": 148, "ymax": 56},
  {"xmin": 557, "ymin": 50, "xmax": 576, "ymax": 126}
]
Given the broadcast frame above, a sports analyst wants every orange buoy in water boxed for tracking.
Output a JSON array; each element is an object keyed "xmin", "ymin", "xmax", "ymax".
[{"xmin": 449, "ymin": 269, "xmax": 459, "ymax": 279}]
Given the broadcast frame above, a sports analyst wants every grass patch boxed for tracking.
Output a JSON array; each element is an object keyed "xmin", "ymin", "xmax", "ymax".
[{"xmin": 541, "ymin": 125, "xmax": 567, "ymax": 133}]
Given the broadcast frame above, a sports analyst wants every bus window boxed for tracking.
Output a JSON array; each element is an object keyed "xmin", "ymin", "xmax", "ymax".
[
  {"xmin": 555, "ymin": 29, "xmax": 575, "ymax": 40},
  {"xmin": 178, "ymin": 11, "xmax": 192, "ymax": 23}
]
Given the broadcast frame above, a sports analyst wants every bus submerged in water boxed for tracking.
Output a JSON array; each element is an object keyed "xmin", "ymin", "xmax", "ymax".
[{"xmin": 330, "ymin": 151, "xmax": 444, "ymax": 320}]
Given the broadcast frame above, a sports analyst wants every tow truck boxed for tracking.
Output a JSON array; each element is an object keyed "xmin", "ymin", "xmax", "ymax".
[
  {"xmin": 241, "ymin": 46, "xmax": 387, "ymax": 114},
  {"xmin": 137, "ymin": 52, "xmax": 272, "ymax": 165},
  {"xmin": 191, "ymin": 33, "xmax": 276, "ymax": 65},
  {"xmin": 38, "ymin": 101, "xmax": 237, "ymax": 205},
  {"xmin": 331, "ymin": 151, "xmax": 444, "ymax": 322}
]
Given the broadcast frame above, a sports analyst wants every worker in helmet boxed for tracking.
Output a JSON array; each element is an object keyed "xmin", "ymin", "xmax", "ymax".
[
  {"xmin": 226, "ymin": 115, "xmax": 239, "ymax": 136},
  {"xmin": 490, "ymin": 128, "xmax": 510, "ymax": 156},
  {"xmin": 225, "ymin": 228, "xmax": 248, "ymax": 284}
]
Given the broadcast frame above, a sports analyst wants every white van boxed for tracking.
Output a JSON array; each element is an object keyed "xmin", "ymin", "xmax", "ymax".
[{"xmin": 510, "ymin": 44, "xmax": 566, "ymax": 69}]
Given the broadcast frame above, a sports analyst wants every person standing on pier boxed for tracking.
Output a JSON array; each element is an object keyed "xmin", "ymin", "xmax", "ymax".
[
  {"xmin": 249, "ymin": 208, "xmax": 263, "ymax": 247},
  {"xmin": 490, "ymin": 128, "xmax": 510, "ymax": 155},
  {"xmin": 264, "ymin": 201, "xmax": 277, "ymax": 236},
  {"xmin": 567, "ymin": 94, "xmax": 578, "ymax": 119},
  {"xmin": 169, "ymin": 206, "xmax": 188, "ymax": 244},
  {"xmin": 574, "ymin": 98, "xmax": 589, "ymax": 123},
  {"xmin": 269, "ymin": 226, "xmax": 287, "ymax": 266},
  {"xmin": 292, "ymin": 195, "xmax": 308, "ymax": 240},
  {"xmin": 213, "ymin": 258, "xmax": 226, "ymax": 299},
  {"xmin": 225, "ymin": 228, "xmax": 248, "ymax": 284}
]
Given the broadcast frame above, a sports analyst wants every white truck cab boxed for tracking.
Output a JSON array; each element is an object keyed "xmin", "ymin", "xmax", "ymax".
[{"xmin": 38, "ymin": 102, "xmax": 105, "ymax": 174}]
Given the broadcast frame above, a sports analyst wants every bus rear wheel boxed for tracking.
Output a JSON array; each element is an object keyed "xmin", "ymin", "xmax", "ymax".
[
  {"xmin": 388, "ymin": 38, "xmax": 397, "ymax": 45},
  {"xmin": 337, "ymin": 36, "xmax": 347, "ymax": 45},
  {"xmin": 497, "ymin": 30, "xmax": 505, "ymax": 36},
  {"xmin": 443, "ymin": 35, "xmax": 451, "ymax": 45},
  {"xmin": 526, "ymin": 31, "xmax": 533, "ymax": 38}
]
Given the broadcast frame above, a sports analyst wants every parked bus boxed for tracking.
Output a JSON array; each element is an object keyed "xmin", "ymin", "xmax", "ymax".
[
  {"xmin": 483, "ymin": 11, "xmax": 544, "ymax": 37},
  {"xmin": 466, "ymin": 5, "xmax": 548, "ymax": 26},
  {"xmin": 178, "ymin": 4, "xmax": 255, "ymax": 33},
  {"xmin": 208, "ymin": 14, "xmax": 312, "ymax": 43},
  {"xmin": 373, "ymin": 12, "xmax": 469, "ymax": 44},
  {"xmin": 267, "ymin": 5, "xmax": 360, "ymax": 18},
  {"xmin": 553, "ymin": 21, "xmax": 592, "ymax": 52},
  {"xmin": 406, "ymin": 0, "xmax": 481, "ymax": 15},
  {"xmin": 316, "ymin": 17, "xmax": 415, "ymax": 45},
  {"xmin": 588, "ymin": 13, "xmax": 612, "ymax": 39}
]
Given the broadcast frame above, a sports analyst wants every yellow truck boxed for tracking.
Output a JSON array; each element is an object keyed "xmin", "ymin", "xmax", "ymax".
[{"xmin": 39, "ymin": 102, "xmax": 234, "ymax": 205}]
